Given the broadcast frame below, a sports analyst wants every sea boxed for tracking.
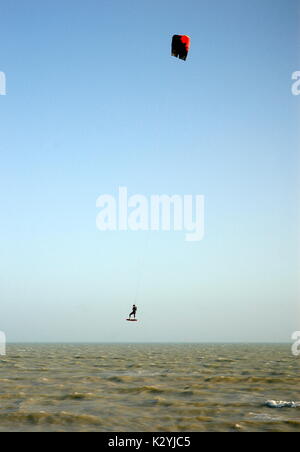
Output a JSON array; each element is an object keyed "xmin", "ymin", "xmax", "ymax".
[{"xmin": 0, "ymin": 343, "xmax": 299, "ymax": 432}]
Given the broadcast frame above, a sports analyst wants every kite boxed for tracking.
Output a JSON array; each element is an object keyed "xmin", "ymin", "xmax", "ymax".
[{"xmin": 171, "ymin": 35, "xmax": 190, "ymax": 61}]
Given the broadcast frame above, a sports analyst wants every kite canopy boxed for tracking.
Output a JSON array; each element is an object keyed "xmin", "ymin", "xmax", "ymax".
[{"xmin": 171, "ymin": 35, "xmax": 190, "ymax": 61}]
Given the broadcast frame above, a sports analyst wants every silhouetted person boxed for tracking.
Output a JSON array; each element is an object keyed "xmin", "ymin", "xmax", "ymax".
[{"xmin": 129, "ymin": 304, "xmax": 137, "ymax": 319}]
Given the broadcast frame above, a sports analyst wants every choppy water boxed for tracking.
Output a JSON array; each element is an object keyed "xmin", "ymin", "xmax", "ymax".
[{"xmin": 0, "ymin": 344, "xmax": 299, "ymax": 432}]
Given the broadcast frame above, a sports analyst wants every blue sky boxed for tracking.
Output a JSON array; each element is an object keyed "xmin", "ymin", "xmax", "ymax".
[{"xmin": 0, "ymin": 0, "xmax": 299, "ymax": 342}]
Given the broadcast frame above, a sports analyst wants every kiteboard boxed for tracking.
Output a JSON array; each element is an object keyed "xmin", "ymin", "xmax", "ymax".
[{"xmin": 126, "ymin": 319, "xmax": 138, "ymax": 322}]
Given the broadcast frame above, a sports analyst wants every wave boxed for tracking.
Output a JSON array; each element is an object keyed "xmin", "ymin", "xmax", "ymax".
[
  {"xmin": 265, "ymin": 400, "xmax": 300, "ymax": 408},
  {"xmin": 0, "ymin": 411, "xmax": 102, "ymax": 426},
  {"xmin": 203, "ymin": 376, "xmax": 292, "ymax": 384},
  {"xmin": 60, "ymin": 392, "xmax": 94, "ymax": 400},
  {"xmin": 117, "ymin": 385, "xmax": 166, "ymax": 394}
]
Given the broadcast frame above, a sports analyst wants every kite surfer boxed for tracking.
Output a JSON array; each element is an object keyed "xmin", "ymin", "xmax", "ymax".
[{"xmin": 129, "ymin": 304, "xmax": 137, "ymax": 319}]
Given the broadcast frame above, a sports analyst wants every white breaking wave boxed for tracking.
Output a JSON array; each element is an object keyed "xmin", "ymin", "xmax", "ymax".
[{"xmin": 265, "ymin": 400, "xmax": 300, "ymax": 408}]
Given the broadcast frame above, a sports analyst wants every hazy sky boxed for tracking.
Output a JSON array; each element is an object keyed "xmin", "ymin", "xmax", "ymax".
[{"xmin": 0, "ymin": 0, "xmax": 299, "ymax": 342}]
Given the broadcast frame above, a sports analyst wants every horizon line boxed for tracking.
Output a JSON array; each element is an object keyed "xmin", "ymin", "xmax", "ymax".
[{"xmin": 5, "ymin": 341, "xmax": 292, "ymax": 345}]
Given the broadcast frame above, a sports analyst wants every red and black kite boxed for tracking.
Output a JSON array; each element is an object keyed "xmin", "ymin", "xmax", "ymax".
[{"xmin": 171, "ymin": 35, "xmax": 190, "ymax": 61}]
